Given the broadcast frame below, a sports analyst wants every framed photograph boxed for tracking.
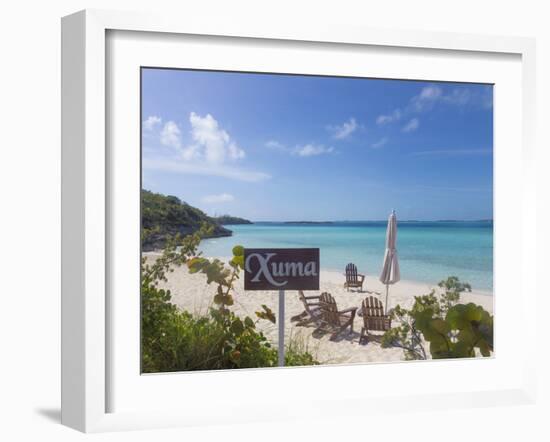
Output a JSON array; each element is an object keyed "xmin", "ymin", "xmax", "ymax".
[{"xmin": 61, "ymin": 9, "xmax": 537, "ymax": 432}]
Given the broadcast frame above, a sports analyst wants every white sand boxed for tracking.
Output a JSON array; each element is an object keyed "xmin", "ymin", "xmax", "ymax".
[{"xmin": 145, "ymin": 253, "xmax": 494, "ymax": 365}]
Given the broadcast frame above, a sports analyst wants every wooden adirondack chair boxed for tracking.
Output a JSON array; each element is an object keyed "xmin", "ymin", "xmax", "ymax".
[
  {"xmin": 359, "ymin": 296, "xmax": 391, "ymax": 345},
  {"xmin": 291, "ymin": 290, "xmax": 323, "ymax": 325},
  {"xmin": 344, "ymin": 263, "xmax": 365, "ymax": 292},
  {"xmin": 319, "ymin": 292, "xmax": 357, "ymax": 338}
]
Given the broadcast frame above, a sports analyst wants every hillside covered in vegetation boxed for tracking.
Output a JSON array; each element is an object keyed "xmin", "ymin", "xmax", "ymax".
[
  {"xmin": 213, "ymin": 215, "xmax": 253, "ymax": 225},
  {"xmin": 141, "ymin": 190, "xmax": 232, "ymax": 251}
]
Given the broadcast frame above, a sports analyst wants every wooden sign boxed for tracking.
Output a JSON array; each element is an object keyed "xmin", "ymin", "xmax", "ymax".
[{"xmin": 244, "ymin": 248, "xmax": 320, "ymax": 291}]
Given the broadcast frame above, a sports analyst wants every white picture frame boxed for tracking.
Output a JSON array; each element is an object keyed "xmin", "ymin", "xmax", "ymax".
[{"xmin": 61, "ymin": 9, "xmax": 537, "ymax": 433}]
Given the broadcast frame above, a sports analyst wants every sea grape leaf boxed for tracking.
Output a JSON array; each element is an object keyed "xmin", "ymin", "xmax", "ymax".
[
  {"xmin": 465, "ymin": 303, "xmax": 483, "ymax": 322},
  {"xmin": 452, "ymin": 340, "xmax": 474, "ymax": 358},
  {"xmin": 446, "ymin": 305, "xmax": 469, "ymax": 330},
  {"xmin": 232, "ymin": 245, "xmax": 244, "ymax": 257},
  {"xmin": 187, "ymin": 257, "xmax": 208, "ymax": 273},
  {"xmin": 430, "ymin": 318, "xmax": 450, "ymax": 335},
  {"xmin": 231, "ymin": 255, "xmax": 245, "ymax": 269},
  {"xmin": 478, "ymin": 340, "xmax": 491, "ymax": 357},
  {"xmin": 255, "ymin": 305, "xmax": 276, "ymax": 324},
  {"xmin": 429, "ymin": 337, "xmax": 449, "ymax": 358},
  {"xmin": 457, "ymin": 327, "xmax": 476, "ymax": 347},
  {"xmin": 230, "ymin": 318, "xmax": 244, "ymax": 335}
]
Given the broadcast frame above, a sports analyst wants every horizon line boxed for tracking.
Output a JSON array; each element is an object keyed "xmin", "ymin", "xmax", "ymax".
[{"xmin": 234, "ymin": 219, "xmax": 494, "ymax": 223}]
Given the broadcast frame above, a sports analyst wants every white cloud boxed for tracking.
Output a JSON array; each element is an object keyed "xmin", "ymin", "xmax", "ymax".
[
  {"xmin": 412, "ymin": 85, "xmax": 478, "ymax": 111},
  {"xmin": 376, "ymin": 109, "xmax": 401, "ymax": 126},
  {"xmin": 143, "ymin": 157, "xmax": 271, "ymax": 182},
  {"xmin": 411, "ymin": 85, "xmax": 443, "ymax": 111},
  {"xmin": 143, "ymin": 115, "xmax": 162, "ymax": 130},
  {"xmin": 419, "ymin": 85, "xmax": 443, "ymax": 100},
  {"xmin": 293, "ymin": 144, "xmax": 334, "ymax": 157},
  {"xmin": 160, "ymin": 121, "xmax": 182, "ymax": 148},
  {"xmin": 371, "ymin": 137, "xmax": 388, "ymax": 149},
  {"xmin": 375, "ymin": 84, "xmax": 491, "ymax": 130},
  {"xmin": 181, "ymin": 144, "xmax": 200, "ymax": 161},
  {"xmin": 328, "ymin": 118, "xmax": 358, "ymax": 139},
  {"xmin": 375, "ymin": 84, "xmax": 486, "ymax": 129},
  {"xmin": 228, "ymin": 143, "xmax": 245, "ymax": 160},
  {"xmin": 443, "ymin": 88, "xmax": 471, "ymax": 106},
  {"xmin": 185, "ymin": 112, "xmax": 245, "ymax": 163},
  {"xmin": 201, "ymin": 193, "xmax": 235, "ymax": 204},
  {"xmin": 265, "ymin": 140, "xmax": 287, "ymax": 150},
  {"xmin": 402, "ymin": 118, "xmax": 420, "ymax": 133},
  {"xmin": 145, "ymin": 113, "xmax": 268, "ymax": 182},
  {"xmin": 266, "ymin": 140, "xmax": 334, "ymax": 157}
]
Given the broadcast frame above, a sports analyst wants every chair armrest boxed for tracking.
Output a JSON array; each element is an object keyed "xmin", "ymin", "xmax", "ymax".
[
  {"xmin": 304, "ymin": 295, "xmax": 321, "ymax": 300},
  {"xmin": 358, "ymin": 274, "xmax": 365, "ymax": 281},
  {"xmin": 339, "ymin": 307, "xmax": 358, "ymax": 315}
]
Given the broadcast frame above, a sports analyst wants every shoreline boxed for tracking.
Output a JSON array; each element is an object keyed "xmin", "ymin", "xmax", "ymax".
[
  {"xmin": 149, "ymin": 251, "xmax": 493, "ymax": 297},
  {"xmin": 143, "ymin": 252, "xmax": 493, "ymax": 365}
]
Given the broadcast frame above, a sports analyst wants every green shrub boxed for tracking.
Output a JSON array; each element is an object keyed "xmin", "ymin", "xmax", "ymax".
[
  {"xmin": 381, "ymin": 276, "xmax": 493, "ymax": 360},
  {"xmin": 415, "ymin": 302, "xmax": 493, "ymax": 359},
  {"xmin": 142, "ymin": 304, "xmax": 278, "ymax": 372}
]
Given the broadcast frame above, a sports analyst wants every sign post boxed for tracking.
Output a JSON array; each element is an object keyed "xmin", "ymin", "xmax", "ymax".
[
  {"xmin": 243, "ymin": 248, "xmax": 320, "ymax": 367},
  {"xmin": 278, "ymin": 288, "xmax": 285, "ymax": 367}
]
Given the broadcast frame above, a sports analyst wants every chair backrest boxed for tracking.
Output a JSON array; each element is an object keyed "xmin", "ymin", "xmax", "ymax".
[
  {"xmin": 345, "ymin": 263, "xmax": 358, "ymax": 284},
  {"xmin": 361, "ymin": 296, "xmax": 390, "ymax": 331},
  {"xmin": 319, "ymin": 292, "xmax": 339, "ymax": 325},
  {"xmin": 298, "ymin": 290, "xmax": 317, "ymax": 316}
]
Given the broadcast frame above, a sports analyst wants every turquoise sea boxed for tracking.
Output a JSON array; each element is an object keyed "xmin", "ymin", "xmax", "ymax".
[{"xmin": 199, "ymin": 221, "xmax": 493, "ymax": 292}]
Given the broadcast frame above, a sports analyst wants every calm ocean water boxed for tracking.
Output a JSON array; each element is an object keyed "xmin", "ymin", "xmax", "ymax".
[{"xmin": 199, "ymin": 221, "xmax": 493, "ymax": 292}]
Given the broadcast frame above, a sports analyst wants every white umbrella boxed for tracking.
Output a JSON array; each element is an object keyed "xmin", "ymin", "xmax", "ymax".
[{"xmin": 380, "ymin": 210, "xmax": 400, "ymax": 313}]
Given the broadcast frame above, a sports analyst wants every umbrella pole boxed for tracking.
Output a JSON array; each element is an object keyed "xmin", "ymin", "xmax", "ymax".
[{"xmin": 385, "ymin": 284, "xmax": 389, "ymax": 314}]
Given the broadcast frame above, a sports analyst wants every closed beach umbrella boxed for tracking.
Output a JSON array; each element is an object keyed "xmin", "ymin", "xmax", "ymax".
[{"xmin": 380, "ymin": 210, "xmax": 400, "ymax": 313}]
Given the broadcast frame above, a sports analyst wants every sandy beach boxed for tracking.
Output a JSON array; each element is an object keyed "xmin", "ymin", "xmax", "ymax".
[{"xmin": 145, "ymin": 252, "xmax": 494, "ymax": 366}]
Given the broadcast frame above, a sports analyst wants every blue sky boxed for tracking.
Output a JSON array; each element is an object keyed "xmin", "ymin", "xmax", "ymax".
[{"xmin": 142, "ymin": 68, "xmax": 493, "ymax": 221}]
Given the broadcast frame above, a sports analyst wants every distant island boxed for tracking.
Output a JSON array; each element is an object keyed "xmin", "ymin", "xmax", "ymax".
[
  {"xmin": 284, "ymin": 221, "xmax": 334, "ymax": 225},
  {"xmin": 213, "ymin": 215, "xmax": 253, "ymax": 225},
  {"xmin": 142, "ymin": 190, "xmax": 233, "ymax": 251},
  {"xmin": 435, "ymin": 219, "xmax": 494, "ymax": 223}
]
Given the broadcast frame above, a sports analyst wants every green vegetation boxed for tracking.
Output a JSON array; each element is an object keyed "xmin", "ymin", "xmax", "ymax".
[
  {"xmin": 141, "ymin": 189, "xmax": 231, "ymax": 251},
  {"xmin": 381, "ymin": 277, "xmax": 493, "ymax": 360},
  {"xmin": 213, "ymin": 215, "xmax": 253, "ymax": 225},
  {"xmin": 141, "ymin": 226, "xmax": 318, "ymax": 372}
]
